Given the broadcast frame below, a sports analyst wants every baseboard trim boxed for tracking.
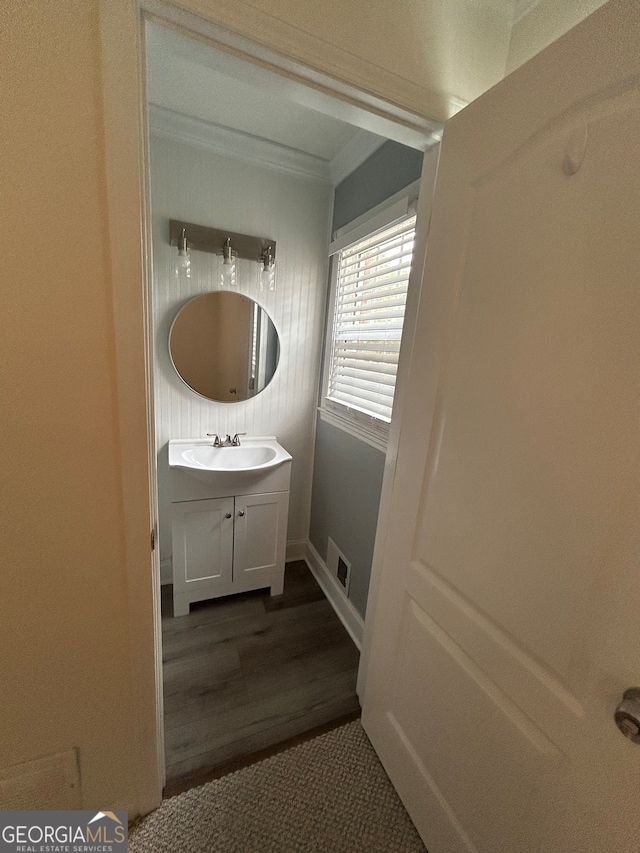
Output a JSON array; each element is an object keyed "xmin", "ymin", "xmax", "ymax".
[
  {"xmin": 286, "ymin": 539, "xmax": 307, "ymax": 562},
  {"xmin": 304, "ymin": 541, "xmax": 365, "ymax": 651}
]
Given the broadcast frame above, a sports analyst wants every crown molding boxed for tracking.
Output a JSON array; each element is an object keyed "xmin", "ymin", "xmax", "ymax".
[
  {"xmin": 148, "ymin": 104, "xmax": 394, "ymax": 186},
  {"xmin": 329, "ymin": 130, "xmax": 386, "ymax": 186},
  {"xmin": 148, "ymin": 104, "xmax": 332, "ymax": 183}
]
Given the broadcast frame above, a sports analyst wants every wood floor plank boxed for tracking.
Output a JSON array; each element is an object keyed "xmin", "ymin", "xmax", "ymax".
[
  {"xmin": 162, "ymin": 560, "xmax": 361, "ymax": 785},
  {"xmin": 165, "ymin": 668, "xmax": 358, "ymax": 759},
  {"xmin": 164, "ymin": 677, "xmax": 249, "ymax": 731},
  {"xmin": 163, "ymin": 647, "xmax": 248, "ymax": 729},
  {"xmin": 165, "ymin": 693, "xmax": 361, "ymax": 782},
  {"xmin": 162, "ymin": 598, "xmax": 334, "ymax": 664},
  {"xmin": 243, "ymin": 640, "xmax": 360, "ymax": 703},
  {"xmin": 234, "ymin": 607, "xmax": 347, "ymax": 672},
  {"xmin": 163, "ymin": 641, "xmax": 241, "ymax": 687},
  {"xmin": 163, "ymin": 710, "xmax": 362, "ymax": 798}
]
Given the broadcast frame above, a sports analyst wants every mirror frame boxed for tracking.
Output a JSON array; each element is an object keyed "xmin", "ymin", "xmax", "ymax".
[{"xmin": 168, "ymin": 291, "xmax": 280, "ymax": 403}]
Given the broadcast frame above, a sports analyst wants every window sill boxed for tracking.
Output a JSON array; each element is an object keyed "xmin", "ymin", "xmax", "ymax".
[{"xmin": 318, "ymin": 407, "xmax": 388, "ymax": 453}]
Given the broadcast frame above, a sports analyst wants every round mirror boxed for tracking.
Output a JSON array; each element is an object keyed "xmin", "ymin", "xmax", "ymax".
[{"xmin": 169, "ymin": 292, "xmax": 280, "ymax": 402}]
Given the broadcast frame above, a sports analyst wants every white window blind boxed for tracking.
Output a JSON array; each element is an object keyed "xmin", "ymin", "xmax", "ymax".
[{"xmin": 327, "ymin": 214, "xmax": 416, "ymax": 423}]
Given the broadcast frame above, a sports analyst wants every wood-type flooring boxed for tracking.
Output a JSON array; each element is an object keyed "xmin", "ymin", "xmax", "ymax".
[{"xmin": 162, "ymin": 560, "xmax": 361, "ymax": 786}]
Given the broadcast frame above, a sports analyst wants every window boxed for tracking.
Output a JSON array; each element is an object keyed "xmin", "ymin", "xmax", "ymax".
[{"xmin": 322, "ymin": 210, "xmax": 417, "ymax": 449}]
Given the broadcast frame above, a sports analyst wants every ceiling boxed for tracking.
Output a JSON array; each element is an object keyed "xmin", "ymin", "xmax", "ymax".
[
  {"xmin": 145, "ymin": 23, "xmax": 390, "ymax": 185},
  {"xmin": 144, "ymin": 1, "xmax": 549, "ymax": 183}
]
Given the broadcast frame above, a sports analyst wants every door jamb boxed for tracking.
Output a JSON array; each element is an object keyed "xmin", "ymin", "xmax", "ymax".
[{"xmin": 99, "ymin": 0, "xmax": 442, "ymax": 815}]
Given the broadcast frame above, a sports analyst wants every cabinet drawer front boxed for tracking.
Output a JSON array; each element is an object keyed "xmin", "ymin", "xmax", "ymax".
[
  {"xmin": 172, "ymin": 497, "xmax": 234, "ymax": 590},
  {"xmin": 233, "ymin": 491, "xmax": 289, "ymax": 579}
]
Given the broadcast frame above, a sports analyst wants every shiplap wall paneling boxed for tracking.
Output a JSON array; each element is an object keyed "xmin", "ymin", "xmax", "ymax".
[{"xmin": 150, "ymin": 135, "xmax": 332, "ymax": 569}]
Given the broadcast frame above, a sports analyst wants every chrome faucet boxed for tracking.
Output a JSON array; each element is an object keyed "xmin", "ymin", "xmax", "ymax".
[{"xmin": 206, "ymin": 432, "xmax": 246, "ymax": 447}]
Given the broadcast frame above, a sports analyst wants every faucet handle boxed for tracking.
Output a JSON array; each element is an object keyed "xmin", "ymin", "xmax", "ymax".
[
  {"xmin": 232, "ymin": 432, "xmax": 247, "ymax": 446},
  {"xmin": 207, "ymin": 433, "xmax": 222, "ymax": 447}
]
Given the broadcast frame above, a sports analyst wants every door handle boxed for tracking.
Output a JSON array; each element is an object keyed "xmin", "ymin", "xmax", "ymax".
[
  {"xmin": 225, "ymin": 513, "xmax": 232, "ymax": 519},
  {"xmin": 614, "ymin": 688, "xmax": 640, "ymax": 743},
  {"xmin": 238, "ymin": 510, "xmax": 245, "ymax": 517}
]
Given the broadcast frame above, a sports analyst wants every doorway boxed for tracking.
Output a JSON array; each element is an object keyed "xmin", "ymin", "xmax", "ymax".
[
  {"xmin": 99, "ymin": 0, "xmax": 439, "ymax": 809},
  {"xmin": 145, "ymin": 18, "xmax": 436, "ymax": 786}
]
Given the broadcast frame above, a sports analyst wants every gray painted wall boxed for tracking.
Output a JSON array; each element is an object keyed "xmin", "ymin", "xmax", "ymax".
[
  {"xmin": 309, "ymin": 140, "xmax": 423, "ymax": 619},
  {"xmin": 309, "ymin": 419, "xmax": 385, "ymax": 617},
  {"xmin": 332, "ymin": 140, "xmax": 424, "ymax": 232}
]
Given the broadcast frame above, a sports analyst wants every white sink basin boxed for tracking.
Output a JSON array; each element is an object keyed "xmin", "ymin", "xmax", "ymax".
[
  {"xmin": 168, "ymin": 437, "xmax": 291, "ymax": 474},
  {"xmin": 180, "ymin": 445, "xmax": 277, "ymax": 471}
]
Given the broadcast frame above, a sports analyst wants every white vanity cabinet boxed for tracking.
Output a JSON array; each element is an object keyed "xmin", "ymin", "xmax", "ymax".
[
  {"xmin": 172, "ymin": 497, "xmax": 234, "ymax": 605},
  {"xmin": 168, "ymin": 437, "xmax": 291, "ymax": 617}
]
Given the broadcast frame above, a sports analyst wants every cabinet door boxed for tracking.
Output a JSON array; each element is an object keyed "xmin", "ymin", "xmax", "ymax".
[
  {"xmin": 172, "ymin": 497, "xmax": 234, "ymax": 602},
  {"xmin": 233, "ymin": 491, "xmax": 288, "ymax": 582}
]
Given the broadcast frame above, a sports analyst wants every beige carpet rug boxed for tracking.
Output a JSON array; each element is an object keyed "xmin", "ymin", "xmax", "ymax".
[{"xmin": 130, "ymin": 720, "xmax": 427, "ymax": 852}]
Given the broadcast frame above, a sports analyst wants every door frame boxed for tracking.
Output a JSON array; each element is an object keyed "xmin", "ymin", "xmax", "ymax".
[{"xmin": 98, "ymin": 0, "xmax": 445, "ymax": 815}]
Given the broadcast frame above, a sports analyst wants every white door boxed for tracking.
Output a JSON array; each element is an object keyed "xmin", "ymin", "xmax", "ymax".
[{"xmin": 361, "ymin": 4, "xmax": 640, "ymax": 852}]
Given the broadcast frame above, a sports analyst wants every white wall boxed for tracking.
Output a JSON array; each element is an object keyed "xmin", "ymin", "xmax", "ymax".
[
  {"xmin": 0, "ymin": 0, "xmax": 142, "ymax": 811},
  {"xmin": 150, "ymin": 135, "xmax": 332, "ymax": 571},
  {"xmin": 506, "ymin": 0, "xmax": 607, "ymax": 73}
]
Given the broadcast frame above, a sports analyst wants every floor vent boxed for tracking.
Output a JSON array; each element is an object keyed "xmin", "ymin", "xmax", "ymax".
[{"xmin": 327, "ymin": 538, "xmax": 351, "ymax": 596}]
